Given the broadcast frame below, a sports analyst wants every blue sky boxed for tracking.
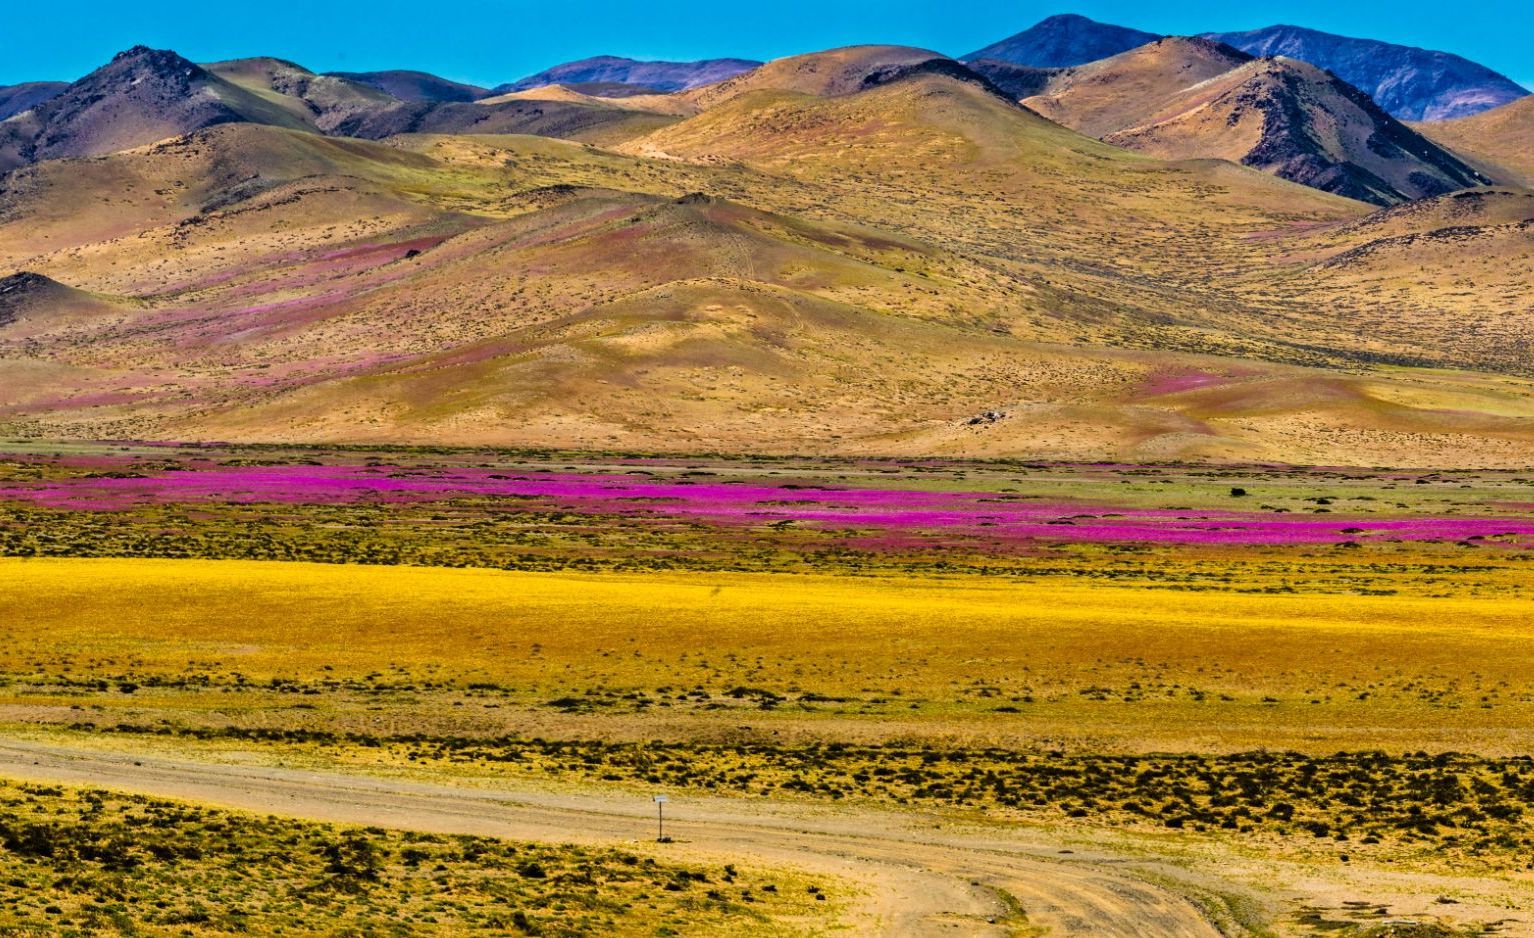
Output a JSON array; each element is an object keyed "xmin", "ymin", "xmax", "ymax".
[{"xmin": 3, "ymin": 1, "xmax": 1530, "ymax": 90}]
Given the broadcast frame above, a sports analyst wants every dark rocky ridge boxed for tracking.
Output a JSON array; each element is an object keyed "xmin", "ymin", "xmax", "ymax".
[
  {"xmin": 1206, "ymin": 24, "xmax": 1528, "ymax": 120},
  {"xmin": 325, "ymin": 98, "xmax": 666, "ymax": 141},
  {"xmin": 859, "ymin": 58, "xmax": 1020, "ymax": 103},
  {"xmin": 964, "ymin": 60, "xmax": 1060, "ymax": 101},
  {"xmin": 1025, "ymin": 44, "xmax": 1498, "ymax": 205},
  {"xmin": 1232, "ymin": 62, "xmax": 1493, "ymax": 204}
]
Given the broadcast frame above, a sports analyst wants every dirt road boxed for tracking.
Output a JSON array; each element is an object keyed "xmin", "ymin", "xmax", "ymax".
[{"xmin": 0, "ymin": 738, "xmax": 1248, "ymax": 936}]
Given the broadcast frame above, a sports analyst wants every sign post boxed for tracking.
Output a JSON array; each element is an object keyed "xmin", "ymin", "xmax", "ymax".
[{"xmin": 653, "ymin": 794, "xmax": 668, "ymax": 841}]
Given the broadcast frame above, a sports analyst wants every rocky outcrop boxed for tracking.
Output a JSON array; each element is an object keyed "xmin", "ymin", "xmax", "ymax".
[{"xmin": 1206, "ymin": 24, "xmax": 1528, "ymax": 120}]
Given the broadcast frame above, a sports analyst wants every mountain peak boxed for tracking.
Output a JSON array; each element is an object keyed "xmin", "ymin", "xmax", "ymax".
[
  {"xmin": 964, "ymin": 14, "xmax": 1161, "ymax": 68},
  {"xmin": 1035, "ymin": 13, "xmax": 1098, "ymax": 26},
  {"xmin": 0, "ymin": 46, "xmax": 280, "ymax": 171},
  {"xmin": 108, "ymin": 45, "xmax": 198, "ymax": 70}
]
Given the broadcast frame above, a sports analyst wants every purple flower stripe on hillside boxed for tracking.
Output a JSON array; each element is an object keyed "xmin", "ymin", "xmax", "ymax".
[{"xmin": 2, "ymin": 465, "xmax": 1532, "ymax": 546}]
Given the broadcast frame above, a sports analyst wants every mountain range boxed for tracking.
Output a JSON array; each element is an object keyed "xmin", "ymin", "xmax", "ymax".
[
  {"xmin": 969, "ymin": 15, "xmax": 1526, "ymax": 122},
  {"xmin": 6, "ymin": 38, "xmax": 1498, "ymax": 206},
  {"xmin": 0, "ymin": 47, "xmax": 679, "ymax": 172},
  {"xmin": 0, "ymin": 28, "xmax": 1531, "ymax": 465},
  {"xmin": 494, "ymin": 56, "xmax": 762, "ymax": 94},
  {"xmin": 1205, "ymin": 24, "xmax": 1530, "ymax": 121}
]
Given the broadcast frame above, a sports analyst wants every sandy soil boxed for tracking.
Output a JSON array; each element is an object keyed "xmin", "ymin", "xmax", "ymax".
[{"xmin": 0, "ymin": 738, "xmax": 1238, "ymax": 936}]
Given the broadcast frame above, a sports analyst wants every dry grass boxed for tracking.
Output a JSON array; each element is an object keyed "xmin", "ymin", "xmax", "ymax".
[
  {"xmin": 1, "ymin": 74, "xmax": 1531, "ymax": 464},
  {"xmin": 0, "ymin": 778, "xmax": 831, "ymax": 936}
]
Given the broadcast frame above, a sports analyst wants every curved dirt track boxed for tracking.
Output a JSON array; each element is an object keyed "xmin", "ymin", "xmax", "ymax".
[{"xmin": 0, "ymin": 738, "xmax": 1244, "ymax": 936}]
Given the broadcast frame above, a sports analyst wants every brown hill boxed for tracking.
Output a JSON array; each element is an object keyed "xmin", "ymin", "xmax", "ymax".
[
  {"xmin": 209, "ymin": 57, "xmax": 673, "ymax": 146},
  {"xmin": 1027, "ymin": 45, "xmax": 1493, "ymax": 205},
  {"xmin": 1261, "ymin": 187, "xmax": 1534, "ymax": 372},
  {"xmin": 204, "ymin": 58, "xmax": 399, "ymax": 134},
  {"xmin": 2, "ymin": 61, "xmax": 1532, "ymax": 464},
  {"xmin": 683, "ymin": 46, "xmax": 979, "ymax": 109},
  {"xmin": 1416, "ymin": 97, "xmax": 1534, "ymax": 186},
  {"xmin": 326, "ymin": 70, "xmax": 490, "ymax": 103},
  {"xmin": 496, "ymin": 56, "xmax": 760, "ymax": 95},
  {"xmin": 0, "ymin": 272, "xmax": 122, "ymax": 328},
  {"xmin": 1025, "ymin": 37, "xmax": 1251, "ymax": 137}
]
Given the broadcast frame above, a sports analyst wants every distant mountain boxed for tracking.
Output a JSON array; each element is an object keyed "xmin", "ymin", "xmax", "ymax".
[
  {"xmin": 681, "ymin": 47, "xmax": 997, "ymax": 110},
  {"xmin": 1417, "ymin": 96, "xmax": 1534, "ymax": 185},
  {"xmin": 552, "ymin": 82, "xmax": 669, "ymax": 98},
  {"xmin": 0, "ymin": 47, "xmax": 679, "ymax": 173},
  {"xmin": 1025, "ymin": 39, "xmax": 1493, "ymax": 205},
  {"xmin": 1206, "ymin": 25, "xmax": 1529, "ymax": 120},
  {"xmin": 0, "ymin": 46, "xmax": 309, "ymax": 172},
  {"xmin": 964, "ymin": 14, "xmax": 1160, "ymax": 68},
  {"xmin": 496, "ymin": 56, "xmax": 760, "ymax": 94},
  {"xmin": 330, "ymin": 96, "xmax": 676, "ymax": 146},
  {"xmin": 327, "ymin": 69, "xmax": 489, "ymax": 103},
  {"xmin": 205, "ymin": 58, "xmax": 400, "ymax": 134},
  {"xmin": 7, "ymin": 37, "xmax": 1531, "ymax": 459},
  {"xmin": 0, "ymin": 82, "xmax": 67, "ymax": 121}
]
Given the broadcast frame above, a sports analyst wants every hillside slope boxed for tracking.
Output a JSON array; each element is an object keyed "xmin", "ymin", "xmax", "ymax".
[
  {"xmin": 1, "ymin": 58, "xmax": 1532, "ymax": 465},
  {"xmin": 1024, "ymin": 38, "xmax": 1251, "ymax": 137},
  {"xmin": 1207, "ymin": 24, "xmax": 1529, "ymax": 120},
  {"xmin": 0, "ymin": 82, "xmax": 67, "ymax": 121},
  {"xmin": 1025, "ymin": 43, "xmax": 1493, "ymax": 205},
  {"xmin": 327, "ymin": 70, "xmax": 489, "ymax": 102},
  {"xmin": 1416, "ymin": 97, "xmax": 1534, "ymax": 186},
  {"xmin": 205, "ymin": 57, "xmax": 399, "ymax": 134},
  {"xmin": 0, "ymin": 47, "xmax": 311, "ymax": 171},
  {"xmin": 681, "ymin": 46, "xmax": 979, "ymax": 110}
]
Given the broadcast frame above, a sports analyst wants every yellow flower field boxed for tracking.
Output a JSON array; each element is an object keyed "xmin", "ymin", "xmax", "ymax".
[{"xmin": 5, "ymin": 557, "xmax": 1532, "ymax": 753}]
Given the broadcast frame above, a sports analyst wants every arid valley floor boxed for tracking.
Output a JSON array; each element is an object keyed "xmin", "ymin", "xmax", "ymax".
[
  {"xmin": 2, "ymin": 10, "xmax": 1534, "ymax": 937},
  {"xmin": 0, "ymin": 446, "xmax": 1532, "ymax": 935}
]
